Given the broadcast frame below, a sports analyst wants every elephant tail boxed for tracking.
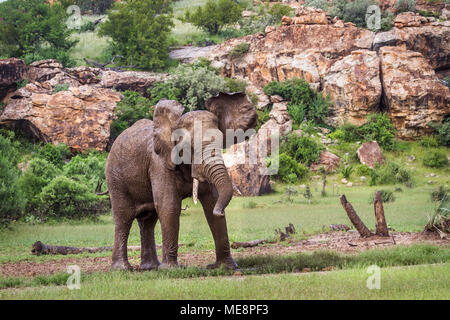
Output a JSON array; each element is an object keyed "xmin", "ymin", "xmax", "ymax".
[{"xmin": 95, "ymin": 179, "xmax": 109, "ymax": 196}]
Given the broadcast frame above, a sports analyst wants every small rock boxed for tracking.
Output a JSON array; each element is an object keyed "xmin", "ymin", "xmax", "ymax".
[
  {"xmin": 311, "ymin": 175, "xmax": 321, "ymax": 180},
  {"xmin": 301, "ymin": 268, "xmax": 311, "ymax": 273},
  {"xmin": 408, "ymin": 155, "xmax": 416, "ymax": 162},
  {"xmin": 360, "ymin": 176, "xmax": 366, "ymax": 181},
  {"xmin": 341, "ymin": 178, "xmax": 348, "ymax": 184},
  {"xmin": 346, "ymin": 182, "xmax": 353, "ymax": 187},
  {"xmin": 233, "ymin": 270, "xmax": 244, "ymax": 276},
  {"xmin": 265, "ymin": 25, "xmax": 276, "ymax": 34},
  {"xmin": 270, "ymin": 94, "xmax": 284, "ymax": 103},
  {"xmin": 430, "ymin": 173, "xmax": 436, "ymax": 177}
]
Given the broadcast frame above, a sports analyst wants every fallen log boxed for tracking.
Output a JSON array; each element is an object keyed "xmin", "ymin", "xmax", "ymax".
[
  {"xmin": 340, "ymin": 195, "xmax": 374, "ymax": 238},
  {"xmin": 231, "ymin": 239, "xmax": 265, "ymax": 249},
  {"xmin": 31, "ymin": 241, "xmax": 141, "ymax": 256},
  {"xmin": 374, "ymin": 191, "xmax": 389, "ymax": 237}
]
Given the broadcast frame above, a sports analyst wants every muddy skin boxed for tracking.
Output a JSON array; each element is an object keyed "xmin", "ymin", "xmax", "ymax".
[{"xmin": 106, "ymin": 94, "xmax": 257, "ymax": 271}]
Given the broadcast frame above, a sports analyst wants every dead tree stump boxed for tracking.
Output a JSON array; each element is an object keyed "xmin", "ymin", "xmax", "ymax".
[
  {"xmin": 340, "ymin": 195, "xmax": 374, "ymax": 238},
  {"xmin": 374, "ymin": 191, "xmax": 389, "ymax": 237}
]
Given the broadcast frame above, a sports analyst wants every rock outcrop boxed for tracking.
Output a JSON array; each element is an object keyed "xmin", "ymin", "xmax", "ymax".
[
  {"xmin": 0, "ymin": 83, "xmax": 122, "ymax": 151},
  {"xmin": 357, "ymin": 141, "xmax": 385, "ymax": 168},
  {"xmin": 0, "ymin": 58, "xmax": 166, "ymax": 151},
  {"xmin": 0, "ymin": 58, "xmax": 26, "ymax": 101},
  {"xmin": 310, "ymin": 151, "xmax": 340, "ymax": 172},
  {"xmin": 380, "ymin": 46, "xmax": 450, "ymax": 138},
  {"xmin": 323, "ymin": 50, "xmax": 382, "ymax": 126}
]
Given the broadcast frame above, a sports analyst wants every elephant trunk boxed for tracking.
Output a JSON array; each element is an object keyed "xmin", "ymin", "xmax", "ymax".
[{"xmin": 203, "ymin": 161, "xmax": 233, "ymax": 217}]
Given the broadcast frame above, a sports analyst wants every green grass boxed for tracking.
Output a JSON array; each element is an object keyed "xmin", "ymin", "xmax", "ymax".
[
  {"xmin": 1, "ymin": 262, "xmax": 448, "ymax": 299},
  {"xmin": 0, "ymin": 183, "xmax": 443, "ymax": 264}
]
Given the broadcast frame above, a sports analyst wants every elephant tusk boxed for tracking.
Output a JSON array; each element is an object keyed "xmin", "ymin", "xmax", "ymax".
[
  {"xmin": 232, "ymin": 183, "xmax": 242, "ymax": 196},
  {"xmin": 193, "ymin": 178, "xmax": 199, "ymax": 204}
]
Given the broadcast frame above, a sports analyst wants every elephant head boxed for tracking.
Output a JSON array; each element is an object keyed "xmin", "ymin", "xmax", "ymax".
[{"xmin": 152, "ymin": 93, "xmax": 257, "ymax": 217}]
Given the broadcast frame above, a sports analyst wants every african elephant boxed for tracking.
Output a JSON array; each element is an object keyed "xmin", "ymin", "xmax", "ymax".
[{"xmin": 106, "ymin": 92, "xmax": 257, "ymax": 270}]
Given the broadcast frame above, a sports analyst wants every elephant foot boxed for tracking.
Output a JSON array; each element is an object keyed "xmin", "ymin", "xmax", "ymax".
[
  {"xmin": 207, "ymin": 256, "xmax": 239, "ymax": 270},
  {"xmin": 110, "ymin": 260, "xmax": 133, "ymax": 271},
  {"xmin": 158, "ymin": 262, "xmax": 179, "ymax": 270},
  {"xmin": 139, "ymin": 262, "xmax": 160, "ymax": 271}
]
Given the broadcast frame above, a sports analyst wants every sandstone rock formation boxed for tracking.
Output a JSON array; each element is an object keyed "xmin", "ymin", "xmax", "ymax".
[
  {"xmin": 0, "ymin": 58, "xmax": 26, "ymax": 101},
  {"xmin": 323, "ymin": 50, "xmax": 381, "ymax": 126},
  {"xmin": 357, "ymin": 141, "xmax": 385, "ymax": 168},
  {"xmin": 0, "ymin": 58, "xmax": 166, "ymax": 151},
  {"xmin": 380, "ymin": 46, "xmax": 450, "ymax": 138},
  {"xmin": 0, "ymin": 83, "xmax": 122, "ymax": 151}
]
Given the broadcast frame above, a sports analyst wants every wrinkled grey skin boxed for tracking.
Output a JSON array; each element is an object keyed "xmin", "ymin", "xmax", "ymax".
[{"xmin": 106, "ymin": 93, "xmax": 257, "ymax": 270}]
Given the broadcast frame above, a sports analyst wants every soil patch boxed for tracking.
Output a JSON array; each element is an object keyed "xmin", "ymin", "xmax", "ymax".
[{"xmin": 0, "ymin": 231, "xmax": 447, "ymax": 278}]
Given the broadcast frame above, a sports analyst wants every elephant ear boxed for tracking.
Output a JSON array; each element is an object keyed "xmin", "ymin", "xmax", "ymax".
[
  {"xmin": 153, "ymin": 99, "xmax": 184, "ymax": 170},
  {"xmin": 205, "ymin": 92, "xmax": 258, "ymax": 134}
]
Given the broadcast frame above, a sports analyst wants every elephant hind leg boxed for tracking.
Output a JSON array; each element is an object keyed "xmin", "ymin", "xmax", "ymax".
[
  {"xmin": 137, "ymin": 211, "xmax": 160, "ymax": 271},
  {"xmin": 111, "ymin": 193, "xmax": 135, "ymax": 271}
]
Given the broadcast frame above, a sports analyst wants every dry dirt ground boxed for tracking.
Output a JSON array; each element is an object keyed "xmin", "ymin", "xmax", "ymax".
[{"xmin": 1, "ymin": 231, "xmax": 448, "ymax": 278}]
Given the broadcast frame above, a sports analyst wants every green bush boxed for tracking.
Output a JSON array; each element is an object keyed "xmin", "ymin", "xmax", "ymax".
[
  {"xmin": 0, "ymin": 0, "xmax": 77, "ymax": 67},
  {"xmin": 429, "ymin": 119, "xmax": 450, "ymax": 147},
  {"xmin": 394, "ymin": 0, "xmax": 416, "ymax": 13},
  {"xmin": 419, "ymin": 136, "xmax": 439, "ymax": 148},
  {"xmin": 0, "ymin": 133, "xmax": 24, "ymax": 227},
  {"xmin": 268, "ymin": 3, "xmax": 293, "ymax": 20},
  {"xmin": 276, "ymin": 153, "xmax": 309, "ymax": 184},
  {"xmin": 370, "ymin": 189, "xmax": 396, "ymax": 203},
  {"xmin": 359, "ymin": 114, "xmax": 396, "ymax": 151},
  {"xmin": 369, "ymin": 161, "xmax": 412, "ymax": 186},
  {"xmin": 182, "ymin": 0, "xmax": 243, "ymax": 35},
  {"xmin": 53, "ymin": 83, "xmax": 69, "ymax": 94},
  {"xmin": 155, "ymin": 64, "xmax": 227, "ymax": 111},
  {"xmin": 37, "ymin": 143, "xmax": 70, "ymax": 168},
  {"xmin": 355, "ymin": 164, "xmax": 372, "ymax": 176},
  {"xmin": 99, "ymin": 0, "xmax": 174, "ymax": 70},
  {"xmin": 280, "ymin": 133, "xmax": 324, "ymax": 166},
  {"xmin": 228, "ymin": 43, "xmax": 250, "ymax": 60},
  {"xmin": 224, "ymin": 77, "xmax": 247, "ymax": 93},
  {"xmin": 37, "ymin": 176, "xmax": 108, "ymax": 220},
  {"xmin": 18, "ymin": 158, "xmax": 60, "ymax": 212},
  {"xmin": 334, "ymin": 0, "xmax": 378, "ymax": 28},
  {"xmin": 340, "ymin": 165, "xmax": 354, "ymax": 179},
  {"xmin": 264, "ymin": 79, "xmax": 330, "ymax": 126},
  {"xmin": 422, "ymin": 150, "xmax": 448, "ymax": 168},
  {"xmin": 431, "ymin": 186, "xmax": 449, "ymax": 202},
  {"xmin": 63, "ymin": 152, "xmax": 107, "ymax": 191},
  {"xmin": 111, "ymin": 91, "xmax": 154, "ymax": 140}
]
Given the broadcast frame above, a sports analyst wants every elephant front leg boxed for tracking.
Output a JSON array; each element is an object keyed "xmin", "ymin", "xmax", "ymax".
[
  {"xmin": 157, "ymin": 203, "xmax": 182, "ymax": 269},
  {"xmin": 138, "ymin": 211, "xmax": 160, "ymax": 271},
  {"xmin": 199, "ymin": 192, "xmax": 238, "ymax": 270}
]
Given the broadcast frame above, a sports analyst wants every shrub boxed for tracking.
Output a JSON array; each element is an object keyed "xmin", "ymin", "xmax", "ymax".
[
  {"xmin": 268, "ymin": 3, "xmax": 293, "ymax": 21},
  {"xmin": 355, "ymin": 164, "xmax": 372, "ymax": 176},
  {"xmin": 431, "ymin": 186, "xmax": 449, "ymax": 202},
  {"xmin": 0, "ymin": 133, "xmax": 24, "ymax": 227},
  {"xmin": 394, "ymin": 0, "xmax": 416, "ymax": 13},
  {"xmin": 419, "ymin": 136, "xmax": 439, "ymax": 148},
  {"xmin": 111, "ymin": 91, "xmax": 154, "ymax": 140},
  {"xmin": 424, "ymin": 194, "xmax": 449, "ymax": 234},
  {"xmin": 228, "ymin": 43, "xmax": 250, "ymax": 60},
  {"xmin": 161, "ymin": 64, "xmax": 227, "ymax": 111},
  {"xmin": 264, "ymin": 79, "xmax": 330, "ymax": 126},
  {"xmin": 18, "ymin": 158, "xmax": 60, "ymax": 212},
  {"xmin": 23, "ymin": 47, "xmax": 77, "ymax": 68},
  {"xmin": 360, "ymin": 113, "xmax": 396, "ymax": 150},
  {"xmin": 182, "ymin": 0, "xmax": 243, "ymax": 35},
  {"xmin": 275, "ymin": 153, "xmax": 309, "ymax": 184},
  {"xmin": 63, "ymin": 152, "xmax": 107, "ymax": 191},
  {"xmin": 340, "ymin": 165, "xmax": 354, "ymax": 179},
  {"xmin": 37, "ymin": 143, "xmax": 70, "ymax": 168},
  {"xmin": 79, "ymin": 21, "xmax": 96, "ymax": 33},
  {"xmin": 429, "ymin": 118, "xmax": 450, "ymax": 147},
  {"xmin": 53, "ymin": 83, "xmax": 69, "ymax": 94},
  {"xmin": 369, "ymin": 161, "xmax": 412, "ymax": 186},
  {"xmin": 280, "ymin": 134, "xmax": 324, "ymax": 166},
  {"xmin": 0, "ymin": 0, "xmax": 77, "ymax": 67},
  {"xmin": 37, "ymin": 176, "xmax": 108, "ymax": 220},
  {"xmin": 99, "ymin": 0, "xmax": 174, "ymax": 70},
  {"xmin": 422, "ymin": 150, "xmax": 448, "ymax": 168},
  {"xmin": 225, "ymin": 77, "xmax": 247, "ymax": 93}
]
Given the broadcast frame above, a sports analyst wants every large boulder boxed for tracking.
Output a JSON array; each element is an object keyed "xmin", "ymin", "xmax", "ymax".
[
  {"xmin": 0, "ymin": 84, "xmax": 122, "ymax": 151},
  {"xmin": 0, "ymin": 58, "xmax": 26, "ymax": 101},
  {"xmin": 357, "ymin": 141, "xmax": 385, "ymax": 168},
  {"xmin": 323, "ymin": 50, "xmax": 382, "ymax": 127},
  {"xmin": 99, "ymin": 70, "xmax": 167, "ymax": 97},
  {"xmin": 310, "ymin": 151, "xmax": 340, "ymax": 172},
  {"xmin": 373, "ymin": 21, "xmax": 450, "ymax": 70},
  {"xmin": 380, "ymin": 46, "xmax": 450, "ymax": 138}
]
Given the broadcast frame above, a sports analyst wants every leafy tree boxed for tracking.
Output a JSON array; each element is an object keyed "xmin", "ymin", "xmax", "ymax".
[
  {"xmin": 268, "ymin": 3, "xmax": 293, "ymax": 21},
  {"xmin": 0, "ymin": 0, "xmax": 77, "ymax": 66},
  {"xmin": 183, "ymin": 0, "xmax": 243, "ymax": 35},
  {"xmin": 99, "ymin": 0, "xmax": 174, "ymax": 70},
  {"xmin": 280, "ymin": 133, "xmax": 324, "ymax": 166}
]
